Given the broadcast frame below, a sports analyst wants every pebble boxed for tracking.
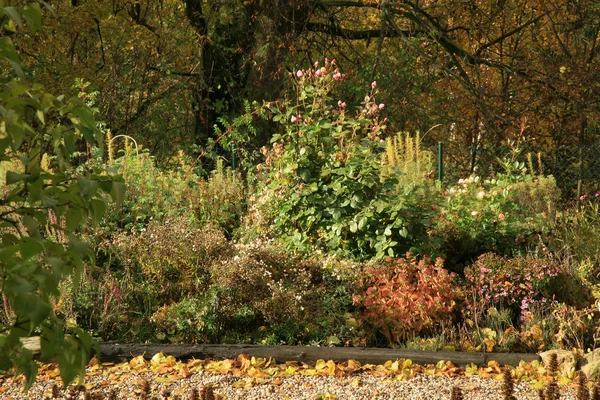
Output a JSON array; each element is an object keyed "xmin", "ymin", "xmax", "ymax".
[{"xmin": 0, "ymin": 370, "xmax": 581, "ymax": 399}]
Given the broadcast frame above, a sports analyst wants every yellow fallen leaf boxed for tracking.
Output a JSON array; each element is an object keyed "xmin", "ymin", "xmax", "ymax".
[
  {"xmin": 150, "ymin": 352, "xmax": 166, "ymax": 368},
  {"xmin": 129, "ymin": 355, "xmax": 147, "ymax": 369},
  {"xmin": 315, "ymin": 359, "xmax": 327, "ymax": 371},
  {"xmin": 326, "ymin": 360, "xmax": 336, "ymax": 375},
  {"xmin": 349, "ymin": 377, "xmax": 361, "ymax": 387}
]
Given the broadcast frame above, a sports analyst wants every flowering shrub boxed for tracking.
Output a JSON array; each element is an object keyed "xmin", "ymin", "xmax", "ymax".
[
  {"xmin": 258, "ymin": 59, "xmax": 438, "ymax": 259},
  {"xmin": 354, "ymin": 254, "xmax": 457, "ymax": 343},
  {"xmin": 464, "ymin": 253, "xmax": 562, "ymax": 319},
  {"xmin": 433, "ymin": 165, "xmax": 545, "ymax": 272}
]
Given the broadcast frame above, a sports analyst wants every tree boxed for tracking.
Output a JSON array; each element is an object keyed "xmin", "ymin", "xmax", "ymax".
[{"xmin": 0, "ymin": 2, "xmax": 123, "ymax": 388}]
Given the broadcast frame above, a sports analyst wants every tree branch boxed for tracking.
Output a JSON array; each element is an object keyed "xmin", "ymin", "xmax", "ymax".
[
  {"xmin": 475, "ymin": 13, "xmax": 547, "ymax": 57},
  {"xmin": 305, "ymin": 22, "xmax": 424, "ymax": 39}
]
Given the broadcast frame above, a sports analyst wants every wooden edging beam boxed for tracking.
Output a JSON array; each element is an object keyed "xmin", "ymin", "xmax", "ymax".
[{"xmin": 97, "ymin": 343, "xmax": 540, "ymax": 367}]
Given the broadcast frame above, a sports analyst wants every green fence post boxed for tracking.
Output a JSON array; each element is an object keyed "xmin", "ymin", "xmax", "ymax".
[
  {"xmin": 232, "ymin": 144, "xmax": 236, "ymax": 170},
  {"xmin": 437, "ymin": 142, "xmax": 443, "ymax": 183}
]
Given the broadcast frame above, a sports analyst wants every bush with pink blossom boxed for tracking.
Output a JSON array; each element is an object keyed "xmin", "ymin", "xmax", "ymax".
[
  {"xmin": 463, "ymin": 253, "xmax": 562, "ymax": 319},
  {"xmin": 256, "ymin": 60, "xmax": 439, "ymax": 259}
]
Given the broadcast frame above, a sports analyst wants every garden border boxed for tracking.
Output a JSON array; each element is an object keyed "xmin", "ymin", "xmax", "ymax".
[{"xmin": 97, "ymin": 343, "xmax": 540, "ymax": 367}]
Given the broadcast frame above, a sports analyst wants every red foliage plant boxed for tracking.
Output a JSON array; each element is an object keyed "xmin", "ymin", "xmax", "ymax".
[{"xmin": 354, "ymin": 253, "xmax": 457, "ymax": 343}]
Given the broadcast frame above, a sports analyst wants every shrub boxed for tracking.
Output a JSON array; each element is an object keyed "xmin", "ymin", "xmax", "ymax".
[
  {"xmin": 111, "ymin": 217, "xmax": 231, "ymax": 302},
  {"xmin": 146, "ymin": 239, "xmax": 361, "ymax": 345},
  {"xmin": 353, "ymin": 254, "xmax": 457, "ymax": 343},
  {"xmin": 192, "ymin": 159, "xmax": 246, "ymax": 237},
  {"xmin": 513, "ymin": 174, "xmax": 561, "ymax": 226},
  {"xmin": 434, "ymin": 164, "xmax": 548, "ymax": 272},
  {"xmin": 463, "ymin": 253, "xmax": 562, "ymax": 321},
  {"xmin": 150, "ymin": 296, "xmax": 221, "ymax": 344},
  {"xmin": 209, "ymin": 239, "xmax": 321, "ymax": 327},
  {"xmin": 257, "ymin": 60, "xmax": 438, "ymax": 260},
  {"xmin": 548, "ymin": 195, "xmax": 600, "ymax": 285},
  {"xmin": 101, "ymin": 149, "xmax": 246, "ymax": 235}
]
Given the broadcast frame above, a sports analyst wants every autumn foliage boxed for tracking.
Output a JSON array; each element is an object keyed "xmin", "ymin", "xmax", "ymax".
[{"xmin": 354, "ymin": 254, "xmax": 457, "ymax": 342}]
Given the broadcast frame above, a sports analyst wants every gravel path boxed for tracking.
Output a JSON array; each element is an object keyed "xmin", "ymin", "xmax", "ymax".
[{"xmin": 0, "ymin": 368, "xmax": 581, "ymax": 400}]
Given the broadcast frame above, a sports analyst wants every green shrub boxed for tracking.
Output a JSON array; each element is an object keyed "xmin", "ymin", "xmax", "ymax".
[
  {"xmin": 192, "ymin": 159, "xmax": 246, "ymax": 237},
  {"xmin": 150, "ymin": 296, "xmax": 221, "ymax": 344},
  {"xmin": 514, "ymin": 174, "xmax": 561, "ymax": 226},
  {"xmin": 256, "ymin": 60, "xmax": 438, "ymax": 260},
  {"xmin": 100, "ymin": 150, "xmax": 246, "ymax": 235},
  {"xmin": 434, "ymin": 164, "xmax": 547, "ymax": 272},
  {"xmin": 548, "ymin": 196, "xmax": 600, "ymax": 285},
  {"xmin": 208, "ymin": 239, "xmax": 321, "ymax": 335}
]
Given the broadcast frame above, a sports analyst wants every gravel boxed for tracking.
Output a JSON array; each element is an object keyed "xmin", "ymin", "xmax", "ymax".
[{"xmin": 0, "ymin": 369, "xmax": 581, "ymax": 399}]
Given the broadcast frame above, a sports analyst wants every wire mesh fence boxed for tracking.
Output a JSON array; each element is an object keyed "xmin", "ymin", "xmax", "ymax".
[{"xmin": 430, "ymin": 142, "xmax": 600, "ymax": 203}]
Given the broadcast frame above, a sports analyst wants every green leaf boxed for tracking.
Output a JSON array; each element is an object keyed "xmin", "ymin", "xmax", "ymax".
[
  {"xmin": 3, "ymin": 7, "xmax": 23, "ymax": 30},
  {"xmin": 90, "ymin": 198, "xmax": 106, "ymax": 225},
  {"xmin": 68, "ymin": 234, "xmax": 88, "ymax": 255},
  {"xmin": 110, "ymin": 181, "xmax": 126, "ymax": 205},
  {"xmin": 17, "ymin": 356, "xmax": 38, "ymax": 391},
  {"xmin": 14, "ymin": 293, "xmax": 52, "ymax": 328},
  {"xmin": 35, "ymin": 109, "xmax": 44, "ymax": 124},
  {"xmin": 5, "ymin": 276, "xmax": 36, "ymax": 293},
  {"xmin": 5, "ymin": 170, "xmax": 28, "ymax": 184},
  {"xmin": 58, "ymin": 337, "xmax": 82, "ymax": 387},
  {"xmin": 21, "ymin": 3, "xmax": 42, "ymax": 32},
  {"xmin": 65, "ymin": 208, "xmax": 83, "ymax": 231},
  {"xmin": 19, "ymin": 237, "xmax": 44, "ymax": 260},
  {"xmin": 7, "ymin": 59, "xmax": 24, "ymax": 78},
  {"xmin": 80, "ymin": 126, "xmax": 95, "ymax": 143}
]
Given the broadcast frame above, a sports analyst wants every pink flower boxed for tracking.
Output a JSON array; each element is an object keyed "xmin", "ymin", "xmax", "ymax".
[
  {"xmin": 333, "ymin": 72, "xmax": 342, "ymax": 80},
  {"xmin": 378, "ymin": 103, "xmax": 385, "ymax": 110},
  {"xmin": 337, "ymin": 100, "xmax": 347, "ymax": 108},
  {"xmin": 290, "ymin": 115, "xmax": 302, "ymax": 123},
  {"xmin": 371, "ymin": 81, "xmax": 377, "ymax": 89},
  {"xmin": 498, "ymin": 213, "xmax": 506, "ymax": 221},
  {"xmin": 296, "ymin": 70, "xmax": 303, "ymax": 78},
  {"xmin": 314, "ymin": 61, "xmax": 319, "ymax": 68},
  {"xmin": 580, "ymin": 194, "xmax": 588, "ymax": 201},
  {"xmin": 315, "ymin": 69, "xmax": 322, "ymax": 77}
]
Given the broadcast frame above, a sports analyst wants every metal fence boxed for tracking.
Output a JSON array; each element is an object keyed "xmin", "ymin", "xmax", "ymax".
[{"xmin": 432, "ymin": 142, "xmax": 600, "ymax": 203}]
